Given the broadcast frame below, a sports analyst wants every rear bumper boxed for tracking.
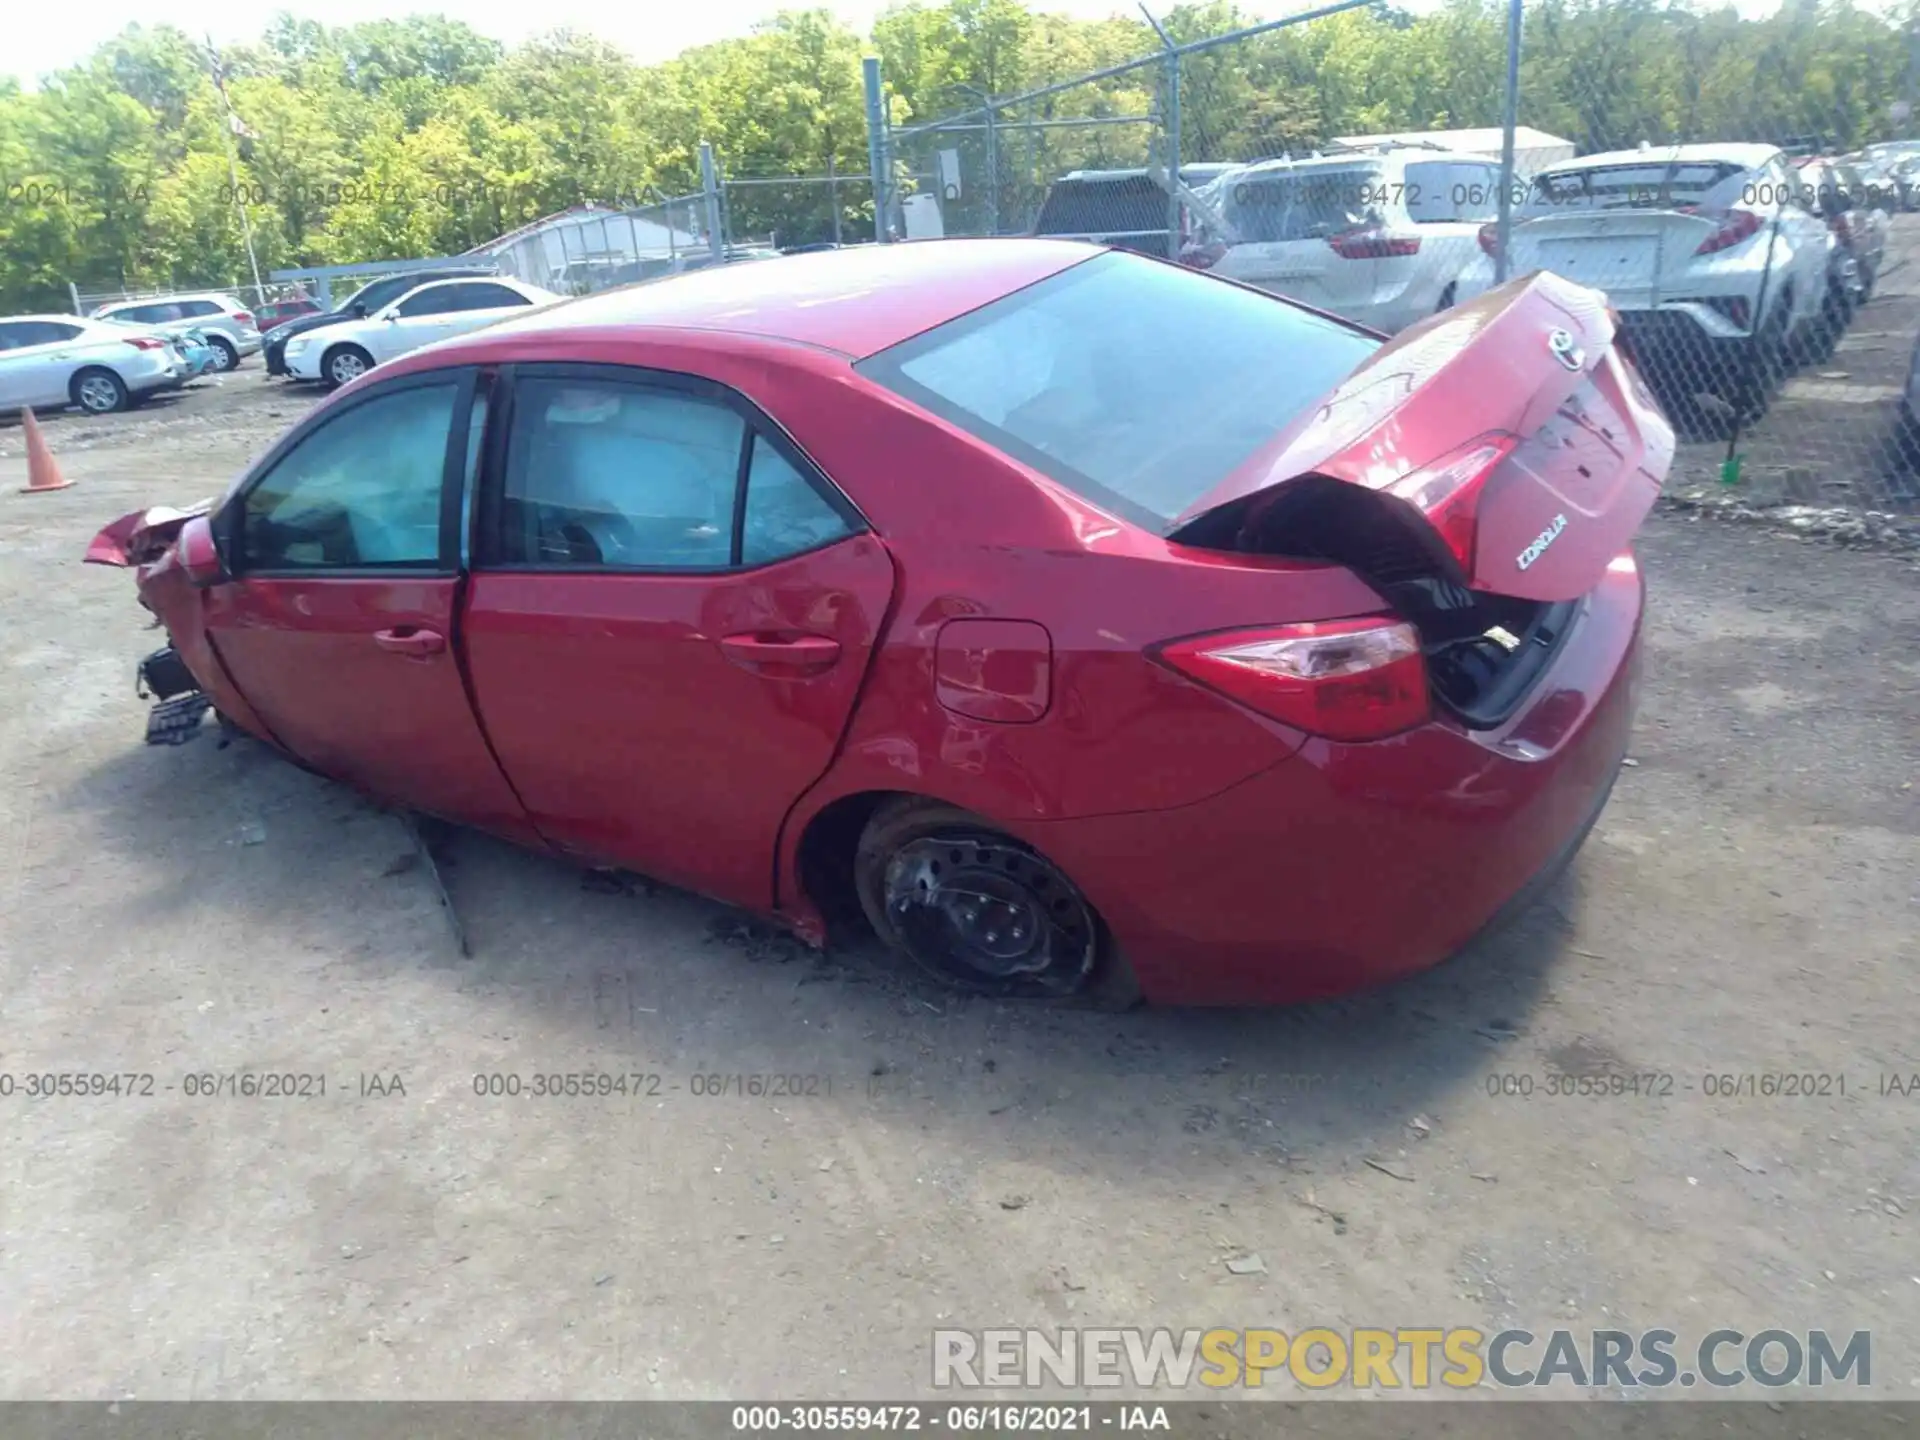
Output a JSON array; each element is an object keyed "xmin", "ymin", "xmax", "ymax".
[{"xmin": 1026, "ymin": 555, "xmax": 1645, "ymax": 1006}]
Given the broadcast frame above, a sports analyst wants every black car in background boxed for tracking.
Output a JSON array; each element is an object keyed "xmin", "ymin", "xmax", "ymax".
[
  {"xmin": 260, "ymin": 267, "xmax": 499, "ymax": 375},
  {"xmin": 1030, "ymin": 164, "xmax": 1238, "ymax": 256}
]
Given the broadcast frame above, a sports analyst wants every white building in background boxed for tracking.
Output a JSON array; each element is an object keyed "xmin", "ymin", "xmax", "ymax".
[
  {"xmin": 1334, "ymin": 126, "xmax": 1577, "ymax": 175},
  {"xmin": 469, "ymin": 202, "xmax": 709, "ymax": 294}
]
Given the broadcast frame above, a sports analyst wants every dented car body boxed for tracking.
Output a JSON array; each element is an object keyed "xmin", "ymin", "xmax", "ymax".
[{"xmin": 88, "ymin": 240, "xmax": 1670, "ymax": 1006}]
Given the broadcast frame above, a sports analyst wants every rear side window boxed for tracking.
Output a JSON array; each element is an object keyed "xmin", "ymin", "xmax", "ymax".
[
  {"xmin": 445, "ymin": 282, "xmax": 532, "ymax": 311},
  {"xmin": 1404, "ymin": 162, "xmax": 1502, "ymax": 222},
  {"xmin": 858, "ymin": 251, "xmax": 1379, "ymax": 532},
  {"xmin": 741, "ymin": 437, "xmax": 853, "ymax": 566},
  {"xmin": 180, "ymin": 300, "xmax": 223, "ymax": 317}
]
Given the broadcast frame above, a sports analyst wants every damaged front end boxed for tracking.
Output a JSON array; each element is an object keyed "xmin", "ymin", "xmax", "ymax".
[{"xmin": 86, "ymin": 499, "xmax": 224, "ymax": 746}]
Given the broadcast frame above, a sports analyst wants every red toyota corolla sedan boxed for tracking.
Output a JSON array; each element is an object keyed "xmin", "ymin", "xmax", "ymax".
[{"xmin": 89, "ymin": 239, "xmax": 1671, "ymax": 1006}]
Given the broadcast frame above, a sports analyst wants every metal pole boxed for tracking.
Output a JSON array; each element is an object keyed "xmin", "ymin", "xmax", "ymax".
[
  {"xmin": 984, "ymin": 105, "xmax": 1000, "ymax": 235},
  {"xmin": 69, "ymin": 281, "xmax": 82, "ymax": 316},
  {"xmin": 1494, "ymin": 0, "xmax": 1522, "ymax": 284},
  {"xmin": 1141, "ymin": 4, "xmax": 1181, "ymax": 261},
  {"xmin": 864, "ymin": 57, "xmax": 888, "ymax": 243},
  {"xmin": 829, "ymin": 155, "xmax": 842, "ymax": 245},
  {"xmin": 699, "ymin": 142, "xmax": 725, "ymax": 261}
]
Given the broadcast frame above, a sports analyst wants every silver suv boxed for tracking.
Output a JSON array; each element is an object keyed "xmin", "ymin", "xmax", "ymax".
[
  {"xmin": 1181, "ymin": 145, "xmax": 1506, "ymax": 333},
  {"xmin": 90, "ymin": 292, "xmax": 263, "ymax": 371}
]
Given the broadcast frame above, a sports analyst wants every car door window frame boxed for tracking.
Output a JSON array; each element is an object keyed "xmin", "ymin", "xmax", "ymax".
[
  {"xmin": 474, "ymin": 361, "xmax": 870, "ymax": 576},
  {"xmin": 217, "ymin": 367, "xmax": 482, "ymax": 580}
]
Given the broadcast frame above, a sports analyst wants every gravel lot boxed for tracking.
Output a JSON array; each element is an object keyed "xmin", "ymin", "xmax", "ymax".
[{"xmin": 0, "ymin": 363, "xmax": 1916, "ymax": 1403}]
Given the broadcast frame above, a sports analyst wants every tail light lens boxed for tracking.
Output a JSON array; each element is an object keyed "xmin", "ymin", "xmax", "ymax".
[
  {"xmin": 1693, "ymin": 209, "xmax": 1763, "ymax": 255},
  {"xmin": 1477, "ymin": 223, "xmax": 1501, "ymax": 258},
  {"xmin": 1328, "ymin": 228, "xmax": 1421, "ymax": 259},
  {"xmin": 1385, "ymin": 433, "xmax": 1521, "ymax": 575},
  {"xmin": 1180, "ymin": 241, "xmax": 1227, "ymax": 270},
  {"xmin": 1157, "ymin": 619, "xmax": 1429, "ymax": 742},
  {"xmin": 1828, "ymin": 214, "xmax": 1852, "ymax": 242},
  {"xmin": 231, "ymin": 311, "xmax": 254, "ymax": 327},
  {"xmin": 124, "ymin": 336, "xmax": 164, "ymax": 351}
]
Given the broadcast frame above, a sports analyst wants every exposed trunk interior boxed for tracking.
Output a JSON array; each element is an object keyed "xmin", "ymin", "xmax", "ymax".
[{"xmin": 1177, "ymin": 477, "xmax": 1577, "ymax": 728}]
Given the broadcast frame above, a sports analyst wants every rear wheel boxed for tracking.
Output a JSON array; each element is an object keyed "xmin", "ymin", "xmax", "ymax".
[
  {"xmin": 853, "ymin": 800, "xmax": 1134, "ymax": 1005},
  {"xmin": 206, "ymin": 334, "xmax": 240, "ymax": 371},
  {"xmin": 70, "ymin": 367, "xmax": 129, "ymax": 415}
]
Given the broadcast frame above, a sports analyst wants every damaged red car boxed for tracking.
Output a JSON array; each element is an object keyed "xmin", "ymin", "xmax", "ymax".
[{"xmin": 89, "ymin": 240, "xmax": 1670, "ymax": 1006}]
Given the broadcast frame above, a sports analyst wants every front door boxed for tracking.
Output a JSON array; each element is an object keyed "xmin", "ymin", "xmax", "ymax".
[
  {"xmin": 460, "ymin": 366, "xmax": 895, "ymax": 908},
  {"xmin": 204, "ymin": 371, "xmax": 537, "ymax": 842}
]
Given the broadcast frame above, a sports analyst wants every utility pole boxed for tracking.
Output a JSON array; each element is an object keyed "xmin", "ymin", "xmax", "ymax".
[
  {"xmin": 1494, "ymin": 0, "xmax": 1523, "ymax": 283},
  {"xmin": 205, "ymin": 36, "xmax": 267, "ymax": 304}
]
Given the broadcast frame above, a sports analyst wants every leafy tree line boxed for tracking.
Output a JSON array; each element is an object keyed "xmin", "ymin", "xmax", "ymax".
[{"xmin": 1, "ymin": 0, "xmax": 1914, "ymax": 310}]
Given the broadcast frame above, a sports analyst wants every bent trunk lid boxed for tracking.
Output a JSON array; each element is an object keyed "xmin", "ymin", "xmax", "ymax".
[{"xmin": 1171, "ymin": 269, "xmax": 1674, "ymax": 602}]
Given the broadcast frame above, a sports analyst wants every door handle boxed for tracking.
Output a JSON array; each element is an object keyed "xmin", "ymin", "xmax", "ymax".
[
  {"xmin": 719, "ymin": 632, "xmax": 841, "ymax": 677},
  {"xmin": 374, "ymin": 626, "xmax": 446, "ymax": 657}
]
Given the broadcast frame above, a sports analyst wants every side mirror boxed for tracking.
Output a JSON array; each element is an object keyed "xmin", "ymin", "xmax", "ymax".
[
  {"xmin": 177, "ymin": 514, "xmax": 227, "ymax": 588},
  {"xmin": 351, "ymin": 302, "xmax": 368, "ymax": 317}
]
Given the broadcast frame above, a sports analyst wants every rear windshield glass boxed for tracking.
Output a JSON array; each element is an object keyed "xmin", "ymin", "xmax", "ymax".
[
  {"xmin": 1033, "ymin": 175, "xmax": 1169, "ymax": 237},
  {"xmin": 1525, "ymin": 161, "xmax": 1744, "ymax": 213},
  {"xmin": 856, "ymin": 251, "xmax": 1379, "ymax": 532},
  {"xmin": 1219, "ymin": 165, "xmax": 1382, "ymax": 241}
]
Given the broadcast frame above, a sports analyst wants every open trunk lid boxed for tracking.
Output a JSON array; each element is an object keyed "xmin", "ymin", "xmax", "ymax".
[{"xmin": 1170, "ymin": 269, "xmax": 1674, "ymax": 604}]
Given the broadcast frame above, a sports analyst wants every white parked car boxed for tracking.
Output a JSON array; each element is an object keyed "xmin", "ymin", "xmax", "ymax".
[
  {"xmin": 282, "ymin": 276, "xmax": 563, "ymax": 387},
  {"xmin": 1455, "ymin": 143, "xmax": 1834, "ymax": 415},
  {"xmin": 91, "ymin": 292, "xmax": 263, "ymax": 371},
  {"xmin": 0, "ymin": 314, "xmax": 187, "ymax": 415},
  {"xmin": 1179, "ymin": 145, "xmax": 1507, "ymax": 332}
]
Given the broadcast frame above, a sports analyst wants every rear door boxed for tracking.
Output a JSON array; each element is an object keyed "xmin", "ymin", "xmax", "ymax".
[
  {"xmin": 0, "ymin": 321, "xmax": 86, "ymax": 408},
  {"xmin": 461, "ymin": 363, "xmax": 895, "ymax": 908},
  {"xmin": 203, "ymin": 369, "xmax": 538, "ymax": 840}
]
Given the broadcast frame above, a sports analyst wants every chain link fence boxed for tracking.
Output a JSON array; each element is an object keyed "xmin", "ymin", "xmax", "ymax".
[{"xmin": 874, "ymin": 0, "xmax": 1920, "ymax": 515}]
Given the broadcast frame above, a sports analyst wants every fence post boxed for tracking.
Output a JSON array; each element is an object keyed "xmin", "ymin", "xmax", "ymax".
[
  {"xmin": 1141, "ymin": 5, "xmax": 1180, "ymax": 260},
  {"xmin": 985, "ymin": 105, "xmax": 1000, "ymax": 235},
  {"xmin": 864, "ymin": 57, "xmax": 888, "ymax": 243},
  {"xmin": 1494, "ymin": 0, "xmax": 1523, "ymax": 284},
  {"xmin": 699, "ymin": 142, "xmax": 726, "ymax": 261}
]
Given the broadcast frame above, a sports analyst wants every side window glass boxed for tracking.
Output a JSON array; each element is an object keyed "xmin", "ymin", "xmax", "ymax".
[
  {"xmin": 741, "ymin": 437, "xmax": 853, "ymax": 566},
  {"xmin": 396, "ymin": 289, "xmax": 448, "ymax": 318},
  {"xmin": 499, "ymin": 378, "xmax": 743, "ymax": 570},
  {"xmin": 241, "ymin": 383, "xmax": 457, "ymax": 569},
  {"xmin": 455, "ymin": 283, "xmax": 530, "ymax": 310}
]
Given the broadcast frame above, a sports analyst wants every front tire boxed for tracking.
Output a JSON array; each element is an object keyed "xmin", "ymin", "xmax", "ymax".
[
  {"xmin": 321, "ymin": 344, "xmax": 373, "ymax": 389},
  {"xmin": 206, "ymin": 334, "xmax": 240, "ymax": 371},
  {"xmin": 70, "ymin": 367, "xmax": 129, "ymax": 414},
  {"xmin": 853, "ymin": 800, "xmax": 1129, "ymax": 1003}
]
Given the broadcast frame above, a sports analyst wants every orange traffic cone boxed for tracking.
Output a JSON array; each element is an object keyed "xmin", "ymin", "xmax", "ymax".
[{"xmin": 18, "ymin": 408, "xmax": 73, "ymax": 494}]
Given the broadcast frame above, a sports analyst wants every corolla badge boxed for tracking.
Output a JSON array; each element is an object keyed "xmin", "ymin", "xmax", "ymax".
[
  {"xmin": 1517, "ymin": 513, "xmax": 1569, "ymax": 571},
  {"xmin": 1548, "ymin": 328, "xmax": 1585, "ymax": 372}
]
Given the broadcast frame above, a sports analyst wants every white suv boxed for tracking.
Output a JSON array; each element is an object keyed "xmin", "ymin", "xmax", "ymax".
[
  {"xmin": 1179, "ymin": 145, "xmax": 1506, "ymax": 332},
  {"xmin": 1454, "ymin": 143, "xmax": 1833, "ymax": 417},
  {"xmin": 91, "ymin": 292, "xmax": 263, "ymax": 371}
]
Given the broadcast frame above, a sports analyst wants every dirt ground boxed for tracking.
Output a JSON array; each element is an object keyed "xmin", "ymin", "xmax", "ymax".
[{"xmin": 0, "ymin": 365, "xmax": 1916, "ymax": 1403}]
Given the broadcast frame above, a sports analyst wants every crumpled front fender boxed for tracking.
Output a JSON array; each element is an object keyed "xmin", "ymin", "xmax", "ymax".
[{"xmin": 84, "ymin": 499, "xmax": 217, "ymax": 569}]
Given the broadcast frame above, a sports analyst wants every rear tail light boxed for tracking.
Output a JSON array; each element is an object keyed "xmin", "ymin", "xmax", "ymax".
[
  {"xmin": 124, "ymin": 336, "xmax": 165, "ymax": 351},
  {"xmin": 1157, "ymin": 619, "xmax": 1429, "ymax": 742},
  {"xmin": 231, "ymin": 311, "xmax": 254, "ymax": 327},
  {"xmin": 1477, "ymin": 223, "xmax": 1501, "ymax": 258},
  {"xmin": 1693, "ymin": 209, "xmax": 1763, "ymax": 255},
  {"xmin": 1828, "ymin": 214, "xmax": 1852, "ymax": 242},
  {"xmin": 1385, "ymin": 433, "xmax": 1521, "ymax": 575},
  {"xmin": 1328, "ymin": 228, "xmax": 1421, "ymax": 259}
]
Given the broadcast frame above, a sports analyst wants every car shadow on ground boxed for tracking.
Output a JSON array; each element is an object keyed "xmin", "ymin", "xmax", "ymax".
[{"xmin": 61, "ymin": 723, "xmax": 1586, "ymax": 1184}]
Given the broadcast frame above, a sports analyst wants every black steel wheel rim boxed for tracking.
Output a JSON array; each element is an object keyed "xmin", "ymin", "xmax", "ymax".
[{"xmin": 882, "ymin": 833, "xmax": 1096, "ymax": 996}]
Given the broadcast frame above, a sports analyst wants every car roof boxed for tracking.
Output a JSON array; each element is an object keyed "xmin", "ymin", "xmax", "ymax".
[
  {"xmin": 1542, "ymin": 143, "xmax": 1782, "ymax": 174},
  {"xmin": 476, "ymin": 238, "xmax": 1099, "ymax": 360}
]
